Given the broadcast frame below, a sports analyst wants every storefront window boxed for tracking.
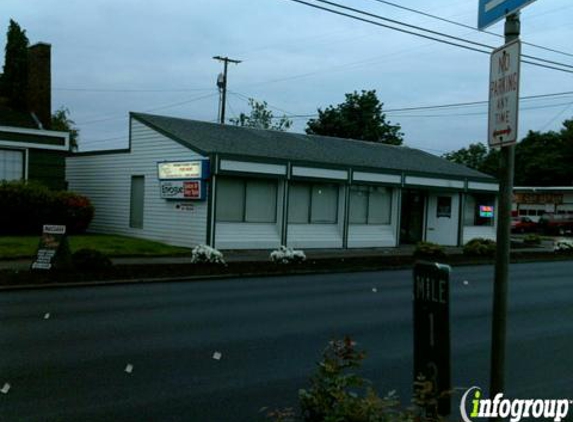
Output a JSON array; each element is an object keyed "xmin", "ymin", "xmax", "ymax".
[
  {"xmin": 288, "ymin": 182, "xmax": 339, "ymax": 224},
  {"xmin": 349, "ymin": 185, "xmax": 392, "ymax": 225},
  {"xmin": 216, "ymin": 177, "xmax": 277, "ymax": 223},
  {"xmin": 464, "ymin": 194, "xmax": 495, "ymax": 226}
]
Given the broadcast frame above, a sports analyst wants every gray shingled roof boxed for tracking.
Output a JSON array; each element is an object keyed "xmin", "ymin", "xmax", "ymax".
[{"xmin": 132, "ymin": 112, "xmax": 494, "ymax": 181}]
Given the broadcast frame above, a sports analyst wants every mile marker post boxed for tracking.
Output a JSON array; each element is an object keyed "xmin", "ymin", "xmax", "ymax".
[{"xmin": 490, "ymin": 13, "xmax": 520, "ymax": 420}]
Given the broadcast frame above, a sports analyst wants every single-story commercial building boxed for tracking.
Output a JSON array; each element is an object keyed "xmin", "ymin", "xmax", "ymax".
[
  {"xmin": 66, "ymin": 112, "xmax": 499, "ymax": 250},
  {"xmin": 513, "ymin": 187, "xmax": 573, "ymax": 222}
]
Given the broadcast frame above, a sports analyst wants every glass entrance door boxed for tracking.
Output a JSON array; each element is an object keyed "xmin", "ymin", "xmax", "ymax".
[{"xmin": 400, "ymin": 190, "xmax": 426, "ymax": 244}]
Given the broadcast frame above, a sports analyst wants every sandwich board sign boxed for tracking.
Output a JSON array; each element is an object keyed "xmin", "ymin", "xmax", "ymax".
[
  {"xmin": 413, "ymin": 261, "xmax": 451, "ymax": 417},
  {"xmin": 478, "ymin": 0, "xmax": 537, "ymax": 30},
  {"xmin": 488, "ymin": 39, "xmax": 521, "ymax": 148},
  {"xmin": 31, "ymin": 225, "xmax": 72, "ymax": 271}
]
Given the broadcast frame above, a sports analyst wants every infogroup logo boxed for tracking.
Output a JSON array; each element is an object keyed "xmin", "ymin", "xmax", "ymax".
[{"xmin": 460, "ymin": 387, "xmax": 571, "ymax": 422}]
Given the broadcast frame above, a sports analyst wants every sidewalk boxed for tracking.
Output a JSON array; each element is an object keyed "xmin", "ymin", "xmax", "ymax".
[{"xmin": 0, "ymin": 243, "xmax": 553, "ymax": 271}]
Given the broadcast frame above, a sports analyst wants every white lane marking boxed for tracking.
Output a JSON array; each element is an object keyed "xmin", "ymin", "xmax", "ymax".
[
  {"xmin": 212, "ymin": 351, "xmax": 222, "ymax": 360},
  {"xmin": 44, "ymin": 313, "xmax": 51, "ymax": 320},
  {"xmin": 1, "ymin": 383, "xmax": 11, "ymax": 394},
  {"xmin": 125, "ymin": 364, "xmax": 134, "ymax": 374}
]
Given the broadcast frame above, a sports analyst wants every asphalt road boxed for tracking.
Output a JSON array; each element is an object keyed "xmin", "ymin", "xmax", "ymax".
[{"xmin": 1, "ymin": 261, "xmax": 572, "ymax": 422}]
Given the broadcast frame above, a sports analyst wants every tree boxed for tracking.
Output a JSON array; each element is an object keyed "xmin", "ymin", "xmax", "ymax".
[
  {"xmin": 229, "ymin": 98, "xmax": 292, "ymax": 131},
  {"xmin": 441, "ymin": 142, "xmax": 499, "ymax": 177},
  {"xmin": 51, "ymin": 107, "xmax": 79, "ymax": 151},
  {"xmin": 0, "ymin": 19, "xmax": 29, "ymax": 110},
  {"xmin": 442, "ymin": 118, "xmax": 573, "ymax": 185},
  {"xmin": 305, "ymin": 90, "xmax": 404, "ymax": 145}
]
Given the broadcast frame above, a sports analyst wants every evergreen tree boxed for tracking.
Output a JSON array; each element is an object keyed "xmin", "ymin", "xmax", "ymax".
[{"xmin": 0, "ymin": 20, "xmax": 30, "ymax": 110}]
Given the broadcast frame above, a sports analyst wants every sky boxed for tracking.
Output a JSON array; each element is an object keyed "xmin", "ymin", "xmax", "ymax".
[{"xmin": 2, "ymin": 0, "xmax": 572, "ymax": 154}]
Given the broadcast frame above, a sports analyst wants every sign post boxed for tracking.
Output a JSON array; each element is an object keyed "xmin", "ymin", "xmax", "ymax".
[
  {"xmin": 478, "ymin": 0, "xmax": 538, "ymax": 417},
  {"xmin": 31, "ymin": 225, "xmax": 72, "ymax": 271},
  {"xmin": 488, "ymin": 39, "xmax": 521, "ymax": 148},
  {"xmin": 413, "ymin": 261, "xmax": 451, "ymax": 418}
]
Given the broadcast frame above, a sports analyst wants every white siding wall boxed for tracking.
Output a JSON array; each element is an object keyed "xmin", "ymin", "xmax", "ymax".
[
  {"xmin": 463, "ymin": 226, "xmax": 496, "ymax": 244},
  {"xmin": 66, "ymin": 119, "xmax": 208, "ymax": 248},
  {"xmin": 347, "ymin": 188, "xmax": 399, "ymax": 248},
  {"xmin": 287, "ymin": 185, "xmax": 344, "ymax": 249},
  {"xmin": 462, "ymin": 197, "xmax": 499, "ymax": 244},
  {"xmin": 215, "ymin": 182, "xmax": 284, "ymax": 249}
]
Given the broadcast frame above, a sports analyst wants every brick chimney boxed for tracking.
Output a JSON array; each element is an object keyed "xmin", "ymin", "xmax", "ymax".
[{"xmin": 26, "ymin": 42, "xmax": 51, "ymax": 129}]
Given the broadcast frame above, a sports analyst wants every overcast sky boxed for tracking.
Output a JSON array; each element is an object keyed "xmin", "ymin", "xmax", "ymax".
[{"xmin": 3, "ymin": 0, "xmax": 572, "ymax": 154}]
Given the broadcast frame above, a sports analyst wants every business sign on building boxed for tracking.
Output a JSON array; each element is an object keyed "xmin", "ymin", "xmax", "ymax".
[
  {"xmin": 488, "ymin": 39, "xmax": 521, "ymax": 148},
  {"xmin": 413, "ymin": 261, "xmax": 451, "ymax": 417},
  {"xmin": 160, "ymin": 180, "xmax": 206, "ymax": 200},
  {"xmin": 157, "ymin": 160, "xmax": 210, "ymax": 180}
]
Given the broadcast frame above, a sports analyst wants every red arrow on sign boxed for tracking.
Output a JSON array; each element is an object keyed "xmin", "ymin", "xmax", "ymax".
[{"xmin": 493, "ymin": 126, "xmax": 512, "ymax": 138}]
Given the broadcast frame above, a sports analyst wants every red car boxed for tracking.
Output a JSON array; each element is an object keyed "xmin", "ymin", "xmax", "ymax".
[{"xmin": 511, "ymin": 217, "xmax": 537, "ymax": 233}]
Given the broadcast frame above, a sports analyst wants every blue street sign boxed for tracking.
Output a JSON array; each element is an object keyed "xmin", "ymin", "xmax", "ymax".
[{"xmin": 478, "ymin": 0, "xmax": 537, "ymax": 30}]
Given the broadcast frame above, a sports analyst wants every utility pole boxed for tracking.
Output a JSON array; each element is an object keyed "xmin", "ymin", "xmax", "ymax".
[
  {"xmin": 213, "ymin": 56, "xmax": 241, "ymax": 124},
  {"xmin": 490, "ymin": 12, "xmax": 519, "ymax": 418}
]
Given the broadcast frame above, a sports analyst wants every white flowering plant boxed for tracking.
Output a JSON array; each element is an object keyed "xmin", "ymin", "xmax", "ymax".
[
  {"xmin": 554, "ymin": 238, "xmax": 573, "ymax": 253},
  {"xmin": 190, "ymin": 244, "xmax": 226, "ymax": 264},
  {"xmin": 270, "ymin": 245, "xmax": 306, "ymax": 264}
]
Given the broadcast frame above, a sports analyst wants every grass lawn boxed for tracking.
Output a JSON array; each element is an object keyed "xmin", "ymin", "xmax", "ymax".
[{"xmin": 0, "ymin": 234, "xmax": 191, "ymax": 259}]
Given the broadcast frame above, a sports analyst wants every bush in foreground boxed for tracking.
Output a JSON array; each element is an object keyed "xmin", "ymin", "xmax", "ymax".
[
  {"xmin": 413, "ymin": 241, "xmax": 446, "ymax": 259},
  {"xmin": 270, "ymin": 246, "xmax": 306, "ymax": 264},
  {"xmin": 265, "ymin": 337, "xmax": 418, "ymax": 422},
  {"xmin": 190, "ymin": 245, "xmax": 226, "ymax": 265},
  {"xmin": 463, "ymin": 238, "xmax": 496, "ymax": 257},
  {"xmin": 522, "ymin": 234, "xmax": 542, "ymax": 246},
  {"xmin": 72, "ymin": 248, "xmax": 112, "ymax": 271}
]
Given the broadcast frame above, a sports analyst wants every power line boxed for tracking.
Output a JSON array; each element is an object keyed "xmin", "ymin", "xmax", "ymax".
[
  {"xmin": 283, "ymin": 0, "xmax": 573, "ymax": 75},
  {"xmin": 54, "ymin": 87, "xmax": 213, "ymax": 93},
  {"xmin": 77, "ymin": 91, "xmax": 218, "ymax": 125},
  {"xmin": 313, "ymin": 0, "xmax": 573, "ymax": 72},
  {"xmin": 366, "ymin": 0, "xmax": 573, "ymax": 59}
]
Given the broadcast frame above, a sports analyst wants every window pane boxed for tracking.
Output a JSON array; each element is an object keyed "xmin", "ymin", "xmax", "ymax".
[
  {"xmin": 130, "ymin": 176, "xmax": 145, "ymax": 229},
  {"xmin": 0, "ymin": 149, "xmax": 24, "ymax": 181},
  {"xmin": 245, "ymin": 179, "xmax": 277, "ymax": 223},
  {"xmin": 216, "ymin": 178, "xmax": 245, "ymax": 222},
  {"xmin": 466, "ymin": 194, "xmax": 495, "ymax": 226},
  {"xmin": 368, "ymin": 187, "xmax": 392, "ymax": 224},
  {"xmin": 311, "ymin": 184, "xmax": 338, "ymax": 224},
  {"xmin": 349, "ymin": 186, "xmax": 368, "ymax": 224},
  {"xmin": 288, "ymin": 183, "xmax": 310, "ymax": 223},
  {"xmin": 464, "ymin": 194, "xmax": 476, "ymax": 225}
]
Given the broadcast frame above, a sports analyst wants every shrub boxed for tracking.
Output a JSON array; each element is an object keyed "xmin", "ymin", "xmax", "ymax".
[
  {"xmin": 463, "ymin": 238, "xmax": 496, "ymax": 257},
  {"xmin": 72, "ymin": 248, "xmax": 112, "ymax": 271},
  {"xmin": 52, "ymin": 191, "xmax": 95, "ymax": 234},
  {"xmin": 554, "ymin": 238, "xmax": 573, "ymax": 253},
  {"xmin": 190, "ymin": 244, "xmax": 226, "ymax": 264},
  {"xmin": 413, "ymin": 241, "xmax": 446, "ymax": 259},
  {"xmin": 272, "ymin": 337, "xmax": 414, "ymax": 422},
  {"xmin": 0, "ymin": 181, "xmax": 94, "ymax": 235},
  {"xmin": 522, "ymin": 234, "xmax": 542, "ymax": 246},
  {"xmin": 270, "ymin": 246, "xmax": 306, "ymax": 264}
]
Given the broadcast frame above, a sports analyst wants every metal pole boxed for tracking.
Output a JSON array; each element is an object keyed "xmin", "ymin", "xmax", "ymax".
[
  {"xmin": 213, "ymin": 56, "xmax": 241, "ymax": 125},
  {"xmin": 490, "ymin": 12, "xmax": 519, "ymax": 418},
  {"xmin": 220, "ymin": 60, "xmax": 228, "ymax": 124}
]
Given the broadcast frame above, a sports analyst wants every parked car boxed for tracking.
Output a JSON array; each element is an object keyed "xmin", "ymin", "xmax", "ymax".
[
  {"xmin": 511, "ymin": 216, "xmax": 538, "ymax": 233},
  {"xmin": 538, "ymin": 213, "xmax": 573, "ymax": 235}
]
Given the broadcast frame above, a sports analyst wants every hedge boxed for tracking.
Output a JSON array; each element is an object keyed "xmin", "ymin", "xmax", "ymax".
[{"xmin": 0, "ymin": 181, "xmax": 94, "ymax": 235}]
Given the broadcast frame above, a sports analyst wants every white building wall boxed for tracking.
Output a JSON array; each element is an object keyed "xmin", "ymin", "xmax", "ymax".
[{"xmin": 66, "ymin": 119, "xmax": 208, "ymax": 248}]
